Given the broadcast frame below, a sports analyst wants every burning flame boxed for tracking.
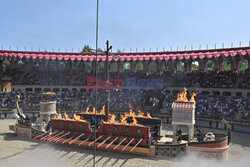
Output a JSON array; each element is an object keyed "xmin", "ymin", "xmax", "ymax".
[
  {"xmin": 73, "ymin": 114, "xmax": 86, "ymax": 122},
  {"xmin": 176, "ymin": 87, "xmax": 188, "ymax": 102},
  {"xmin": 137, "ymin": 110, "xmax": 144, "ymax": 117},
  {"xmin": 120, "ymin": 115, "xmax": 127, "ymax": 124},
  {"xmin": 41, "ymin": 92, "xmax": 56, "ymax": 95},
  {"xmin": 103, "ymin": 114, "xmax": 117, "ymax": 124},
  {"xmin": 130, "ymin": 117, "xmax": 139, "ymax": 126},
  {"xmin": 99, "ymin": 105, "xmax": 105, "ymax": 115},
  {"xmin": 125, "ymin": 109, "xmax": 137, "ymax": 117},
  {"xmin": 103, "ymin": 113, "xmax": 144, "ymax": 126},
  {"xmin": 189, "ymin": 92, "xmax": 196, "ymax": 104},
  {"xmin": 83, "ymin": 105, "xmax": 105, "ymax": 115},
  {"xmin": 55, "ymin": 112, "xmax": 86, "ymax": 122},
  {"xmin": 175, "ymin": 87, "xmax": 196, "ymax": 103},
  {"xmin": 103, "ymin": 109, "xmax": 154, "ymax": 126},
  {"xmin": 56, "ymin": 113, "xmax": 62, "ymax": 119},
  {"xmin": 124, "ymin": 109, "xmax": 152, "ymax": 118},
  {"xmin": 146, "ymin": 112, "xmax": 152, "ymax": 118},
  {"xmin": 64, "ymin": 112, "xmax": 69, "ymax": 120}
]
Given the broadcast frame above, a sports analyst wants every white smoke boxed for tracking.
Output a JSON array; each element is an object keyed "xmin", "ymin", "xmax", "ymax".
[
  {"xmin": 174, "ymin": 151, "xmax": 250, "ymax": 167},
  {"xmin": 0, "ymin": 144, "xmax": 70, "ymax": 167}
]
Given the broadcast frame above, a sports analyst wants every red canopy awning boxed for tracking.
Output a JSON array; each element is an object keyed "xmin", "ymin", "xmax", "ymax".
[{"xmin": 0, "ymin": 47, "xmax": 249, "ymax": 62}]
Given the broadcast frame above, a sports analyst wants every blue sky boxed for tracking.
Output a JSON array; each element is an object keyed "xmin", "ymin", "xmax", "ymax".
[{"xmin": 0, "ymin": 0, "xmax": 249, "ymax": 52}]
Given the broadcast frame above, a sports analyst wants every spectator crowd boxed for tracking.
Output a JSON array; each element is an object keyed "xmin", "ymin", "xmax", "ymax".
[
  {"xmin": 2, "ymin": 69, "xmax": 249, "ymax": 89},
  {"xmin": 0, "ymin": 89, "xmax": 249, "ymax": 122},
  {"xmin": 0, "ymin": 89, "xmax": 145, "ymax": 112}
]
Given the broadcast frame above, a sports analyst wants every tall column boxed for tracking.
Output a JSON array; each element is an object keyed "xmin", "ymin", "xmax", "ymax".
[
  {"xmin": 231, "ymin": 57, "xmax": 240, "ymax": 71},
  {"xmin": 171, "ymin": 61, "xmax": 176, "ymax": 72},
  {"xmin": 185, "ymin": 60, "xmax": 192, "ymax": 72},
  {"xmin": 247, "ymin": 57, "xmax": 250, "ymax": 71},
  {"xmin": 230, "ymin": 58, "xmax": 234, "ymax": 71},
  {"xmin": 66, "ymin": 61, "xmax": 72, "ymax": 73},
  {"xmin": 26, "ymin": 60, "xmax": 31, "ymax": 72},
  {"xmin": 143, "ymin": 62, "xmax": 149, "ymax": 73},
  {"xmin": 214, "ymin": 58, "xmax": 222, "ymax": 71},
  {"xmin": 91, "ymin": 62, "xmax": 96, "ymax": 73},
  {"xmin": 39, "ymin": 60, "xmax": 45, "ymax": 71},
  {"xmin": 0, "ymin": 60, "xmax": 3, "ymax": 74},
  {"xmin": 118, "ymin": 62, "xmax": 124, "ymax": 73},
  {"xmin": 157, "ymin": 61, "xmax": 163, "ymax": 72},
  {"xmin": 11, "ymin": 60, "xmax": 18, "ymax": 70},
  {"xmin": 53, "ymin": 60, "xmax": 59, "ymax": 71},
  {"xmin": 79, "ymin": 61, "xmax": 85, "ymax": 72},
  {"xmin": 98, "ymin": 62, "xmax": 102, "ymax": 73},
  {"xmin": 131, "ymin": 62, "xmax": 136, "ymax": 73},
  {"xmin": 199, "ymin": 60, "xmax": 205, "ymax": 71},
  {"xmin": 235, "ymin": 58, "xmax": 240, "ymax": 71}
]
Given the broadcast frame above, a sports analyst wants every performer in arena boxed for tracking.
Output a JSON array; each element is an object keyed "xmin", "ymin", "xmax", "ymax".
[{"xmin": 195, "ymin": 126, "xmax": 204, "ymax": 141}]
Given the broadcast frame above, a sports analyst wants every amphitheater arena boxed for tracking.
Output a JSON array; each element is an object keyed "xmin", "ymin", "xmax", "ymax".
[{"xmin": 0, "ymin": 47, "xmax": 250, "ymax": 166}]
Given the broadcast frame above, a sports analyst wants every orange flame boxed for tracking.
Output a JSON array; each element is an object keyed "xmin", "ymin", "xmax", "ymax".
[
  {"xmin": 125, "ymin": 109, "xmax": 137, "ymax": 117},
  {"xmin": 99, "ymin": 105, "xmax": 105, "ymax": 115},
  {"xmin": 56, "ymin": 113, "xmax": 62, "ymax": 119},
  {"xmin": 189, "ymin": 92, "xmax": 196, "ymax": 104},
  {"xmin": 86, "ymin": 107, "xmax": 89, "ymax": 113},
  {"xmin": 103, "ymin": 114, "xmax": 118, "ymax": 124},
  {"xmin": 137, "ymin": 110, "xmax": 152, "ymax": 118},
  {"xmin": 73, "ymin": 113, "xmax": 86, "ymax": 122},
  {"xmin": 103, "ymin": 110, "xmax": 144, "ymax": 126},
  {"xmin": 146, "ymin": 112, "xmax": 152, "ymax": 118},
  {"xmin": 64, "ymin": 112, "xmax": 69, "ymax": 120},
  {"xmin": 137, "ymin": 110, "xmax": 144, "ymax": 117},
  {"xmin": 175, "ymin": 87, "xmax": 196, "ymax": 103},
  {"xmin": 55, "ymin": 112, "xmax": 86, "ymax": 122},
  {"xmin": 41, "ymin": 92, "xmax": 56, "ymax": 95},
  {"xmin": 120, "ymin": 115, "xmax": 127, "ymax": 124},
  {"xmin": 82, "ymin": 105, "xmax": 105, "ymax": 115},
  {"xmin": 176, "ymin": 87, "xmax": 189, "ymax": 102},
  {"xmin": 130, "ymin": 117, "xmax": 139, "ymax": 126}
]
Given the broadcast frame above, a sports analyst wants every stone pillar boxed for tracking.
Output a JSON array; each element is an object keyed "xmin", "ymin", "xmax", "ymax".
[
  {"xmin": 199, "ymin": 60, "xmax": 205, "ymax": 71},
  {"xmin": 130, "ymin": 62, "xmax": 136, "ymax": 73},
  {"xmin": 157, "ymin": 61, "xmax": 163, "ymax": 72},
  {"xmin": 185, "ymin": 60, "xmax": 192, "ymax": 72},
  {"xmin": 248, "ymin": 57, "xmax": 250, "ymax": 71},
  {"xmin": 99, "ymin": 62, "xmax": 103, "ymax": 73},
  {"xmin": 188, "ymin": 125, "xmax": 194, "ymax": 142},
  {"xmin": 170, "ymin": 61, "xmax": 176, "ymax": 72},
  {"xmin": 235, "ymin": 58, "xmax": 240, "ymax": 71},
  {"xmin": 26, "ymin": 60, "xmax": 31, "ymax": 72},
  {"xmin": 118, "ymin": 62, "xmax": 124, "ymax": 73},
  {"xmin": 172, "ymin": 124, "xmax": 179, "ymax": 144},
  {"xmin": 143, "ymin": 62, "xmax": 149, "ymax": 73},
  {"xmin": 11, "ymin": 60, "xmax": 18, "ymax": 70},
  {"xmin": 0, "ymin": 60, "xmax": 3, "ymax": 74},
  {"xmin": 53, "ymin": 60, "xmax": 59, "ymax": 71},
  {"xmin": 231, "ymin": 57, "xmax": 240, "ymax": 71},
  {"xmin": 91, "ymin": 62, "xmax": 96, "ymax": 73},
  {"xmin": 39, "ymin": 60, "xmax": 45, "ymax": 71},
  {"xmin": 66, "ymin": 61, "xmax": 72, "ymax": 73},
  {"xmin": 214, "ymin": 58, "xmax": 222, "ymax": 71},
  {"xmin": 79, "ymin": 61, "xmax": 85, "ymax": 72}
]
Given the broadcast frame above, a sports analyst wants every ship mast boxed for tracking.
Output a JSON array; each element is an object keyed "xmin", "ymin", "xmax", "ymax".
[{"xmin": 105, "ymin": 40, "xmax": 112, "ymax": 121}]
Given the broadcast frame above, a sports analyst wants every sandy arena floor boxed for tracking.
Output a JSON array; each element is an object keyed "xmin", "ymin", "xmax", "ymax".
[{"xmin": 0, "ymin": 119, "xmax": 250, "ymax": 167}]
